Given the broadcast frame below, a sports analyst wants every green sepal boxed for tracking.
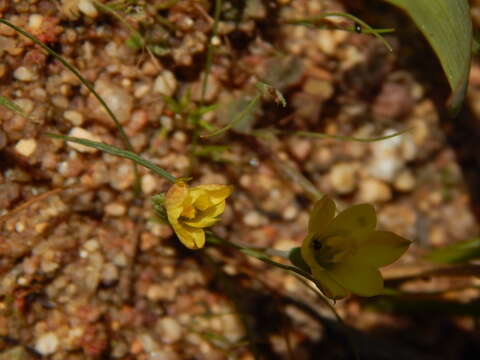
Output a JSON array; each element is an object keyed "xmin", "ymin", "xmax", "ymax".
[
  {"xmin": 151, "ymin": 193, "xmax": 168, "ymax": 222},
  {"xmin": 288, "ymin": 247, "xmax": 311, "ymax": 274}
]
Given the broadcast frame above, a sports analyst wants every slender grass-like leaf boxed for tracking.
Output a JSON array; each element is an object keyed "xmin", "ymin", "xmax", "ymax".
[
  {"xmin": 382, "ymin": 0, "xmax": 472, "ymax": 114},
  {"xmin": 285, "ymin": 12, "xmax": 393, "ymax": 51},
  {"xmin": 0, "ymin": 95, "xmax": 31, "ymax": 119},
  {"xmin": 46, "ymin": 133, "xmax": 177, "ymax": 183},
  {"xmin": 286, "ymin": 128, "xmax": 411, "ymax": 142},
  {"xmin": 254, "ymin": 128, "xmax": 411, "ymax": 143},
  {"xmin": 202, "ymin": 92, "xmax": 262, "ymax": 138}
]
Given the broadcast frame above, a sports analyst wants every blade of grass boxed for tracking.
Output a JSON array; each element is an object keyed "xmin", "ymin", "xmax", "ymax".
[
  {"xmin": 202, "ymin": 92, "xmax": 262, "ymax": 138},
  {"xmin": 267, "ymin": 127, "xmax": 412, "ymax": 143},
  {"xmin": 46, "ymin": 133, "xmax": 176, "ymax": 183},
  {"xmin": 0, "ymin": 95, "xmax": 31, "ymax": 120},
  {"xmin": 0, "ymin": 18, "xmax": 141, "ymax": 194},
  {"xmin": 284, "ymin": 12, "xmax": 393, "ymax": 52}
]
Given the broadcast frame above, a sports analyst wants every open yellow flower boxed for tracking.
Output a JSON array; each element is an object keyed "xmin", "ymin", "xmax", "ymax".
[
  {"xmin": 165, "ymin": 181, "xmax": 232, "ymax": 249},
  {"xmin": 300, "ymin": 196, "xmax": 411, "ymax": 299}
]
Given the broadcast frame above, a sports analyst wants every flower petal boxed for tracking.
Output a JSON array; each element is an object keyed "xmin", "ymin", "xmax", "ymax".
[
  {"xmin": 311, "ymin": 267, "xmax": 349, "ymax": 299},
  {"xmin": 191, "ymin": 185, "xmax": 232, "ymax": 210},
  {"xmin": 348, "ymin": 231, "xmax": 411, "ymax": 268},
  {"xmin": 301, "ymin": 233, "xmax": 319, "ymax": 271},
  {"xmin": 183, "ymin": 201, "xmax": 226, "ymax": 228},
  {"xmin": 325, "ymin": 203, "xmax": 376, "ymax": 238},
  {"xmin": 329, "ymin": 262, "xmax": 384, "ymax": 297},
  {"xmin": 308, "ymin": 195, "xmax": 336, "ymax": 235},
  {"xmin": 172, "ymin": 222, "xmax": 205, "ymax": 249},
  {"xmin": 165, "ymin": 182, "xmax": 189, "ymax": 222}
]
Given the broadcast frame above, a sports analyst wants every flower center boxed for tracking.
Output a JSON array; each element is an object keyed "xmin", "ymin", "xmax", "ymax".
[
  {"xmin": 181, "ymin": 204, "xmax": 197, "ymax": 219},
  {"xmin": 310, "ymin": 235, "xmax": 356, "ymax": 269}
]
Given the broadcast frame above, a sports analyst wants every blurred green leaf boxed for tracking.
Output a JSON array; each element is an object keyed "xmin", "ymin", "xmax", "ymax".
[
  {"xmin": 382, "ymin": 0, "xmax": 472, "ymax": 114},
  {"xmin": 426, "ymin": 237, "xmax": 480, "ymax": 264}
]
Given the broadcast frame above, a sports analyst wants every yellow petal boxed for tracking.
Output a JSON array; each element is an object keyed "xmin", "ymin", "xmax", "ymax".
[
  {"xmin": 325, "ymin": 203, "xmax": 376, "ymax": 238},
  {"xmin": 329, "ymin": 262, "xmax": 383, "ymax": 297},
  {"xmin": 172, "ymin": 222, "xmax": 205, "ymax": 249},
  {"xmin": 165, "ymin": 182, "xmax": 189, "ymax": 221},
  {"xmin": 308, "ymin": 195, "xmax": 336, "ymax": 235},
  {"xmin": 210, "ymin": 200, "xmax": 226, "ymax": 217},
  {"xmin": 191, "ymin": 185, "xmax": 233, "ymax": 210},
  {"xmin": 311, "ymin": 267, "xmax": 349, "ymax": 299},
  {"xmin": 183, "ymin": 201, "xmax": 226, "ymax": 228},
  {"xmin": 348, "ymin": 231, "xmax": 411, "ymax": 268}
]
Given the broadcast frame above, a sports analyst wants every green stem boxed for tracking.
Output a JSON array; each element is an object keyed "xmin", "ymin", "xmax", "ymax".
[
  {"xmin": 202, "ymin": 92, "xmax": 261, "ymax": 138},
  {"xmin": 46, "ymin": 133, "xmax": 177, "ymax": 183},
  {"xmin": 284, "ymin": 11, "xmax": 393, "ymax": 52}
]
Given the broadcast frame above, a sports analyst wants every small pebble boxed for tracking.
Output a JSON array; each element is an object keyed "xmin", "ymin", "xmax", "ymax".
[
  {"xmin": 288, "ymin": 138, "xmax": 312, "ymax": 161},
  {"xmin": 83, "ymin": 239, "xmax": 100, "ymax": 252},
  {"xmin": 101, "ymin": 263, "xmax": 119, "ymax": 284},
  {"xmin": 141, "ymin": 174, "xmax": 157, "ymax": 195},
  {"xmin": 35, "ymin": 332, "xmax": 59, "ymax": 356},
  {"xmin": 282, "ymin": 205, "xmax": 298, "ymax": 220},
  {"xmin": 67, "ymin": 127, "xmax": 100, "ymax": 153},
  {"xmin": 105, "ymin": 202, "xmax": 126, "ymax": 216},
  {"xmin": 28, "ymin": 14, "xmax": 44, "ymax": 30},
  {"xmin": 13, "ymin": 66, "xmax": 37, "ymax": 82},
  {"xmin": 14, "ymin": 98, "xmax": 34, "ymax": 114},
  {"xmin": 64, "ymin": 110, "xmax": 84, "ymax": 126},
  {"xmin": 358, "ymin": 178, "xmax": 392, "ymax": 203},
  {"xmin": 154, "ymin": 70, "xmax": 177, "ymax": 96},
  {"xmin": 394, "ymin": 170, "xmax": 416, "ymax": 192},
  {"xmin": 329, "ymin": 162, "xmax": 357, "ymax": 194},
  {"xmin": 93, "ymin": 79, "xmax": 133, "ymax": 125},
  {"xmin": 15, "ymin": 139, "xmax": 37, "ymax": 157},
  {"xmin": 156, "ymin": 317, "xmax": 183, "ymax": 344},
  {"xmin": 78, "ymin": 0, "xmax": 98, "ymax": 18},
  {"xmin": 243, "ymin": 211, "xmax": 266, "ymax": 227},
  {"xmin": 134, "ymin": 83, "xmax": 151, "ymax": 98}
]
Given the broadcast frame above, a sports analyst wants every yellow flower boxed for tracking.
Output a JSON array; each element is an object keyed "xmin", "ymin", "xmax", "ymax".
[
  {"xmin": 165, "ymin": 181, "xmax": 232, "ymax": 249},
  {"xmin": 300, "ymin": 196, "xmax": 411, "ymax": 299}
]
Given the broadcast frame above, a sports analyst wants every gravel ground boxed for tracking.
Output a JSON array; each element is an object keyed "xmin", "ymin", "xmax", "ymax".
[{"xmin": 1, "ymin": 0, "xmax": 480, "ymax": 359}]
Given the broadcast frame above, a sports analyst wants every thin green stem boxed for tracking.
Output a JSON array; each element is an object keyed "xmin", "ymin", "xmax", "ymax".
[
  {"xmin": 284, "ymin": 12, "xmax": 393, "ymax": 52},
  {"xmin": 202, "ymin": 92, "xmax": 261, "ymax": 138},
  {"xmin": 256, "ymin": 128, "xmax": 412, "ymax": 143},
  {"xmin": 46, "ymin": 133, "xmax": 177, "ymax": 183}
]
